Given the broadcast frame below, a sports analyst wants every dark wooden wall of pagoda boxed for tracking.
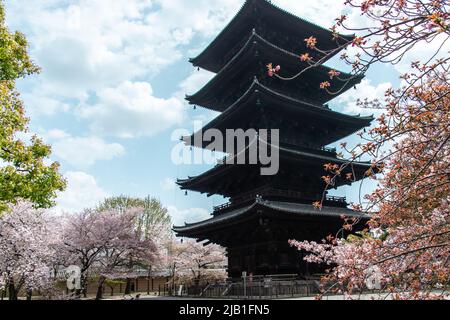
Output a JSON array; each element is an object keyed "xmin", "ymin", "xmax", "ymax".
[
  {"xmin": 175, "ymin": 0, "xmax": 372, "ymax": 280},
  {"xmin": 202, "ymin": 208, "xmax": 350, "ymax": 278}
]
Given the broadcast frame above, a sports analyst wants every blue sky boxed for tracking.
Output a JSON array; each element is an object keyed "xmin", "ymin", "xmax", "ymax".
[{"xmin": 5, "ymin": 0, "xmax": 411, "ymax": 226}]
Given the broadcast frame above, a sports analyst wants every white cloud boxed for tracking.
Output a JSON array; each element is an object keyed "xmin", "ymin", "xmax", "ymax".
[
  {"xmin": 6, "ymin": 0, "xmax": 364, "ymax": 130},
  {"xmin": 6, "ymin": 0, "xmax": 242, "ymax": 102},
  {"xmin": 160, "ymin": 178, "xmax": 177, "ymax": 191},
  {"xmin": 20, "ymin": 91, "xmax": 70, "ymax": 117},
  {"xmin": 176, "ymin": 70, "xmax": 220, "ymax": 125},
  {"xmin": 272, "ymin": 0, "xmax": 346, "ymax": 29},
  {"xmin": 150, "ymin": 0, "xmax": 242, "ymax": 38},
  {"xmin": 6, "ymin": 0, "xmax": 352, "ymax": 103},
  {"xmin": 167, "ymin": 205, "xmax": 211, "ymax": 227},
  {"xmin": 44, "ymin": 130, "xmax": 125, "ymax": 168},
  {"xmin": 8, "ymin": 1, "xmax": 176, "ymax": 98},
  {"xmin": 393, "ymin": 34, "xmax": 450, "ymax": 76},
  {"xmin": 56, "ymin": 171, "xmax": 109, "ymax": 213},
  {"xmin": 80, "ymin": 81, "xmax": 185, "ymax": 138},
  {"xmin": 336, "ymin": 79, "xmax": 392, "ymax": 115},
  {"xmin": 177, "ymin": 70, "xmax": 215, "ymax": 98}
]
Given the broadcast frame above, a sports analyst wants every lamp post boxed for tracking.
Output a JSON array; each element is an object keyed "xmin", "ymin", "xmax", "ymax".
[
  {"xmin": 242, "ymin": 271, "xmax": 247, "ymax": 298},
  {"xmin": 172, "ymin": 262, "xmax": 176, "ymax": 296},
  {"xmin": 147, "ymin": 265, "xmax": 152, "ymax": 295}
]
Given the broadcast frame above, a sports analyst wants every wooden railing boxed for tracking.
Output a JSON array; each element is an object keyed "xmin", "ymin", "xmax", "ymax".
[
  {"xmin": 217, "ymin": 145, "xmax": 337, "ymax": 165},
  {"xmin": 159, "ymin": 275, "xmax": 321, "ymax": 299},
  {"xmin": 213, "ymin": 189, "xmax": 347, "ymax": 214}
]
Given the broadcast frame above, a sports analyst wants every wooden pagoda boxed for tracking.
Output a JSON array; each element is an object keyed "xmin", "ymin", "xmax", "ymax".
[{"xmin": 174, "ymin": 0, "xmax": 373, "ymax": 278}]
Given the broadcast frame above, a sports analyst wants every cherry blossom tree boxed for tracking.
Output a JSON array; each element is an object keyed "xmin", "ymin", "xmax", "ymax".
[
  {"xmin": 291, "ymin": 69, "xmax": 449, "ymax": 299},
  {"xmin": 60, "ymin": 209, "xmax": 106, "ymax": 297},
  {"xmin": 93, "ymin": 208, "xmax": 158, "ymax": 300},
  {"xmin": 61, "ymin": 207, "xmax": 159, "ymax": 299},
  {"xmin": 170, "ymin": 240, "xmax": 227, "ymax": 286},
  {"xmin": 267, "ymin": 1, "xmax": 449, "ymax": 299},
  {"xmin": 96, "ymin": 196, "xmax": 172, "ymax": 294},
  {"xmin": 270, "ymin": 0, "xmax": 448, "ymax": 87},
  {"xmin": 0, "ymin": 202, "xmax": 59, "ymax": 300}
]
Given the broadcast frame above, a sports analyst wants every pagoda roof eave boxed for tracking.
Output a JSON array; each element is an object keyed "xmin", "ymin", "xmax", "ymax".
[
  {"xmin": 183, "ymin": 81, "xmax": 373, "ymax": 145},
  {"xmin": 173, "ymin": 200, "xmax": 369, "ymax": 234},
  {"xmin": 233, "ymin": 81, "xmax": 373, "ymax": 123},
  {"xmin": 186, "ymin": 31, "xmax": 363, "ymax": 111},
  {"xmin": 177, "ymin": 141, "xmax": 372, "ymax": 192},
  {"xmin": 190, "ymin": 0, "xmax": 355, "ymax": 72}
]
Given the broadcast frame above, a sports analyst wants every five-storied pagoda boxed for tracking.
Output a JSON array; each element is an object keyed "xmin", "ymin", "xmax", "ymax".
[{"xmin": 174, "ymin": 0, "xmax": 373, "ymax": 278}]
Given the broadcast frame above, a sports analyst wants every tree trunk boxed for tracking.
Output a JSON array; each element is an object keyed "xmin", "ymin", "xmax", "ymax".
[
  {"xmin": 194, "ymin": 277, "xmax": 201, "ymax": 296},
  {"xmin": 124, "ymin": 278, "xmax": 132, "ymax": 294},
  {"xmin": 80, "ymin": 273, "xmax": 88, "ymax": 298},
  {"xmin": 147, "ymin": 266, "xmax": 152, "ymax": 295},
  {"xmin": 95, "ymin": 276, "xmax": 106, "ymax": 300},
  {"xmin": 26, "ymin": 289, "xmax": 32, "ymax": 301},
  {"xmin": 124, "ymin": 257, "xmax": 134, "ymax": 294},
  {"xmin": 8, "ymin": 283, "xmax": 18, "ymax": 301}
]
